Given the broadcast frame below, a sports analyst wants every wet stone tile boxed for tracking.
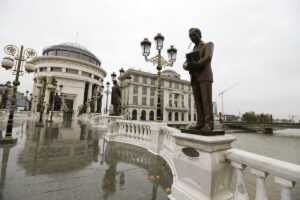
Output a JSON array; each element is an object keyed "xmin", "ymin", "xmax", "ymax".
[{"xmin": 0, "ymin": 120, "xmax": 173, "ymax": 200}]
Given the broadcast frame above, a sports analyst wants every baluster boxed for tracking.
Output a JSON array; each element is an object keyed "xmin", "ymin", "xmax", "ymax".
[
  {"xmin": 274, "ymin": 176, "xmax": 296, "ymax": 200},
  {"xmin": 231, "ymin": 161, "xmax": 249, "ymax": 200},
  {"xmin": 130, "ymin": 124, "xmax": 134, "ymax": 138},
  {"xmin": 137, "ymin": 125, "xmax": 141, "ymax": 140},
  {"xmin": 251, "ymin": 169, "xmax": 269, "ymax": 200}
]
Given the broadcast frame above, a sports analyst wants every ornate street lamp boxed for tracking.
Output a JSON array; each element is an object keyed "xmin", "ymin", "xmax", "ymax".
[
  {"xmin": 59, "ymin": 84, "xmax": 64, "ymax": 111},
  {"xmin": 104, "ymin": 81, "xmax": 110, "ymax": 114},
  {"xmin": 29, "ymin": 93, "xmax": 33, "ymax": 111},
  {"xmin": 140, "ymin": 34, "xmax": 177, "ymax": 121},
  {"xmin": 119, "ymin": 68, "xmax": 125, "ymax": 77},
  {"xmin": 111, "ymin": 72, "xmax": 117, "ymax": 82},
  {"xmin": 0, "ymin": 45, "xmax": 37, "ymax": 144}
]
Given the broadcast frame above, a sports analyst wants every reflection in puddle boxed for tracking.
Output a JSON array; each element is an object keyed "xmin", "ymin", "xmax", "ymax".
[{"xmin": 0, "ymin": 120, "xmax": 173, "ymax": 200}]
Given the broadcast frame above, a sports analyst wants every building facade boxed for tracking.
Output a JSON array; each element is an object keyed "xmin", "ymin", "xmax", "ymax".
[
  {"xmin": 119, "ymin": 69, "xmax": 198, "ymax": 125},
  {"xmin": 31, "ymin": 42, "xmax": 106, "ymax": 117}
]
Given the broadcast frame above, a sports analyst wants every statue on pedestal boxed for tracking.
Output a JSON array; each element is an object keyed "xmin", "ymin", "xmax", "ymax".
[
  {"xmin": 0, "ymin": 90, "xmax": 8, "ymax": 109},
  {"xmin": 183, "ymin": 28, "xmax": 224, "ymax": 135},
  {"xmin": 54, "ymin": 93, "xmax": 62, "ymax": 111},
  {"xmin": 96, "ymin": 91, "xmax": 103, "ymax": 113},
  {"xmin": 90, "ymin": 97, "xmax": 95, "ymax": 113},
  {"xmin": 111, "ymin": 80, "xmax": 121, "ymax": 116}
]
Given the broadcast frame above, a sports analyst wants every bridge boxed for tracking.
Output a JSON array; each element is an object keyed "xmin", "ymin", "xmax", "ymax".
[{"xmin": 222, "ymin": 121, "xmax": 300, "ymax": 133}]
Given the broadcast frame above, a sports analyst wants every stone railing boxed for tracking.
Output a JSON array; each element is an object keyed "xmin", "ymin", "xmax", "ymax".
[
  {"xmin": 78, "ymin": 116, "xmax": 300, "ymax": 200},
  {"xmin": 226, "ymin": 149, "xmax": 300, "ymax": 200}
]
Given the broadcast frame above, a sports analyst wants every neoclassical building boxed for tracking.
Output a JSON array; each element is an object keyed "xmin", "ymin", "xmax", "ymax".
[
  {"xmin": 119, "ymin": 68, "xmax": 198, "ymax": 125},
  {"xmin": 31, "ymin": 42, "xmax": 106, "ymax": 118}
]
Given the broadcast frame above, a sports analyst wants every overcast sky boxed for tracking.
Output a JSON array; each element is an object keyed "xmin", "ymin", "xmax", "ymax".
[{"xmin": 0, "ymin": 0, "xmax": 299, "ymax": 119}]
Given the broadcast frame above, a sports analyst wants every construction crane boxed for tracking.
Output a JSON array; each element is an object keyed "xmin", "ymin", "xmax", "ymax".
[{"xmin": 219, "ymin": 83, "xmax": 239, "ymax": 119}]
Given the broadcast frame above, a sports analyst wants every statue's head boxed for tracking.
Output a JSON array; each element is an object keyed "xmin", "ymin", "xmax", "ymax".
[{"xmin": 189, "ymin": 28, "xmax": 202, "ymax": 43}]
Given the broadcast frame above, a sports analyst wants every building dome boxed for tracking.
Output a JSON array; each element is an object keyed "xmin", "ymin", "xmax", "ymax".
[
  {"xmin": 42, "ymin": 42, "xmax": 101, "ymax": 66},
  {"xmin": 162, "ymin": 69, "xmax": 180, "ymax": 79}
]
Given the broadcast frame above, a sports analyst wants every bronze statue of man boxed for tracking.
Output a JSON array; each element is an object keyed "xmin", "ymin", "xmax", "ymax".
[
  {"xmin": 184, "ymin": 28, "xmax": 214, "ymax": 131},
  {"xmin": 96, "ymin": 91, "xmax": 103, "ymax": 113},
  {"xmin": 111, "ymin": 80, "xmax": 121, "ymax": 116}
]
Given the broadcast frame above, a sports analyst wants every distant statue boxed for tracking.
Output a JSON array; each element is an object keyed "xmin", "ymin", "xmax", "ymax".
[
  {"xmin": 90, "ymin": 97, "xmax": 95, "ymax": 113},
  {"xmin": 54, "ymin": 93, "xmax": 62, "ymax": 111},
  {"xmin": 183, "ymin": 28, "xmax": 214, "ymax": 132},
  {"xmin": 0, "ymin": 90, "xmax": 8, "ymax": 109},
  {"xmin": 111, "ymin": 80, "xmax": 121, "ymax": 116},
  {"xmin": 96, "ymin": 91, "xmax": 103, "ymax": 113},
  {"xmin": 29, "ymin": 98, "xmax": 32, "ymax": 111}
]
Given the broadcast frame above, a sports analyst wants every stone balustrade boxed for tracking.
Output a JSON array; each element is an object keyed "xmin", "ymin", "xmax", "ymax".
[
  {"xmin": 226, "ymin": 149, "xmax": 300, "ymax": 200},
  {"xmin": 78, "ymin": 116, "xmax": 300, "ymax": 200}
]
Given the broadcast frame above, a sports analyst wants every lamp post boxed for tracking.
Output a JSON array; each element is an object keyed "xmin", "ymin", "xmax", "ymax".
[
  {"xmin": 140, "ymin": 34, "xmax": 177, "ymax": 121},
  {"xmin": 104, "ymin": 81, "xmax": 110, "ymax": 114},
  {"xmin": 47, "ymin": 78, "xmax": 57, "ymax": 123},
  {"xmin": 0, "ymin": 45, "xmax": 37, "ymax": 144},
  {"xmin": 29, "ymin": 93, "xmax": 32, "ymax": 111},
  {"xmin": 25, "ymin": 90, "xmax": 29, "ymax": 111}
]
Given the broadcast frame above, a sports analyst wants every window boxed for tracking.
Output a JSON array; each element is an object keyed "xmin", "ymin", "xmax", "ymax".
[
  {"xmin": 168, "ymin": 112, "xmax": 172, "ymax": 121},
  {"xmin": 57, "ymin": 50, "xmax": 68, "ymax": 57},
  {"xmin": 133, "ymin": 85, "xmax": 138, "ymax": 94},
  {"xmin": 151, "ymin": 78, "xmax": 155, "ymax": 85},
  {"xmin": 132, "ymin": 110, "xmax": 137, "ymax": 120},
  {"xmin": 175, "ymin": 83, "xmax": 179, "ymax": 89},
  {"xmin": 169, "ymin": 82, "xmax": 172, "ymax": 88},
  {"xmin": 142, "ymin": 87, "xmax": 147, "ymax": 95},
  {"xmin": 94, "ymin": 75, "xmax": 100, "ymax": 80},
  {"xmin": 50, "ymin": 67, "xmax": 62, "ymax": 72},
  {"xmin": 82, "ymin": 71, "xmax": 91, "ymax": 77},
  {"xmin": 174, "ymin": 94, "xmax": 179, "ymax": 107},
  {"xmin": 143, "ymin": 77, "xmax": 147, "ymax": 84},
  {"xmin": 188, "ymin": 94, "xmax": 191, "ymax": 108},
  {"xmin": 182, "ymin": 113, "xmax": 185, "ymax": 121},
  {"xmin": 150, "ymin": 98, "xmax": 154, "ymax": 106},
  {"xmin": 48, "ymin": 50, "xmax": 56, "ymax": 56},
  {"xmin": 133, "ymin": 96, "xmax": 138, "ymax": 105},
  {"xmin": 69, "ymin": 51, "xmax": 80, "ymax": 59},
  {"xmin": 133, "ymin": 75, "xmax": 139, "ymax": 82},
  {"xmin": 81, "ymin": 54, "xmax": 90, "ymax": 62},
  {"xmin": 169, "ymin": 93, "xmax": 172, "ymax": 107},
  {"xmin": 149, "ymin": 111, "xmax": 154, "ymax": 121},
  {"xmin": 150, "ymin": 88, "xmax": 155, "ymax": 96},
  {"xmin": 141, "ymin": 110, "xmax": 146, "ymax": 120},
  {"xmin": 66, "ymin": 68, "xmax": 78, "ymax": 74},
  {"xmin": 39, "ymin": 67, "xmax": 47, "ymax": 72},
  {"xmin": 181, "ymin": 84, "xmax": 184, "ymax": 90},
  {"xmin": 181, "ymin": 95, "xmax": 184, "ymax": 107},
  {"xmin": 194, "ymin": 113, "xmax": 197, "ymax": 121},
  {"xmin": 175, "ymin": 112, "xmax": 179, "ymax": 121},
  {"xmin": 142, "ymin": 97, "xmax": 147, "ymax": 105}
]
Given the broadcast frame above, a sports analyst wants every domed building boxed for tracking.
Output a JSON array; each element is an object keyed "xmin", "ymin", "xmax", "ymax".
[{"xmin": 31, "ymin": 42, "xmax": 106, "ymax": 119}]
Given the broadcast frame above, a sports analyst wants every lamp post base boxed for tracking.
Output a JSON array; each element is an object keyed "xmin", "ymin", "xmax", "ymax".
[{"xmin": 0, "ymin": 137, "xmax": 18, "ymax": 144}]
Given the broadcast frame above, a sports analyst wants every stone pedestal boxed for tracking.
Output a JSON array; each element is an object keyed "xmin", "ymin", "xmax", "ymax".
[
  {"xmin": 105, "ymin": 116, "xmax": 124, "ymax": 141},
  {"xmin": 169, "ymin": 133, "xmax": 236, "ymax": 200}
]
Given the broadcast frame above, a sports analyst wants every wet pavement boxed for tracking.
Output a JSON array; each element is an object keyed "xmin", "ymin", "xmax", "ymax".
[{"xmin": 0, "ymin": 120, "xmax": 173, "ymax": 200}]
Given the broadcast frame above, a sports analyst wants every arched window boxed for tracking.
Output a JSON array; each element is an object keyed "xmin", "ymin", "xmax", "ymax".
[
  {"xmin": 132, "ymin": 110, "xmax": 137, "ymax": 120},
  {"xmin": 181, "ymin": 113, "xmax": 185, "ymax": 121},
  {"xmin": 149, "ymin": 111, "xmax": 154, "ymax": 121},
  {"xmin": 168, "ymin": 112, "xmax": 172, "ymax": 121},
  {"xmin": 141, "ymin": 110, "xmax": 146, "ymax": 121},
  {"xmin": 194, "ymin": 113, "xmax": 197, "ymax": 121},
  {"xmin": 175, "ymin": 112, "xmax": 179, "ymax": 121},
  {"xmin": 188, "ymin": 112, "xmax": 191, "ymax": 121}
]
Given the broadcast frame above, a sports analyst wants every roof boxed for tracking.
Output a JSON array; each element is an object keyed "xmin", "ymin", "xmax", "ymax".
[{"xmin": 42, "ymin": 42, "xmax": 101, "ymax": 66}]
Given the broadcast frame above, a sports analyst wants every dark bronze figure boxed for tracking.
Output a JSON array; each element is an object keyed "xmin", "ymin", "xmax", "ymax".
[
  {"xmin": 111, "ymin": 80, "xmax": 121, "ymax": 116},
  {"xmin": 0, "ymin": 90, "xmax": 8, "ymax": 109},
  {"xmin": 182, "ymin": 28, "xmax": 224, "ymax": 135},
  {"xmin": 96, "ymin": 91, "xmax": 103, "ymax": 113},
  {"xmin": 54, "ymin": 93, "xmax": 62, "ymax": 111},
  {"xmin": 90, "ymin": 97, "xmax": 95, "ymax": 113}
]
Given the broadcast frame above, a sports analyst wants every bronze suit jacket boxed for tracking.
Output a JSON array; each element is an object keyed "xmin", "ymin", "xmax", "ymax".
[
  {"xmin": 189, "ymin": 41, "xmax": 214, "ymax": 83},
  {"xmin": 111, "ymin": 85, "xmax": 121, "ymax": 105}
]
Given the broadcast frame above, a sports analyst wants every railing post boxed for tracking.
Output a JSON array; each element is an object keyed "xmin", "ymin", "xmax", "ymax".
[
  {"xmin": 148, "ymin": 123, "xmax": 165, "ymax": 155},
  {"xmin": 274, "ymin": 176, "xmax": 296, "ymax": 200},
  {"xmin": 251, "ymin": 168, "xmax": 269, "ymax": 200},
  {"xmin": 231, "ymin": 161, "xmax": 249, "ymax": 200}
]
